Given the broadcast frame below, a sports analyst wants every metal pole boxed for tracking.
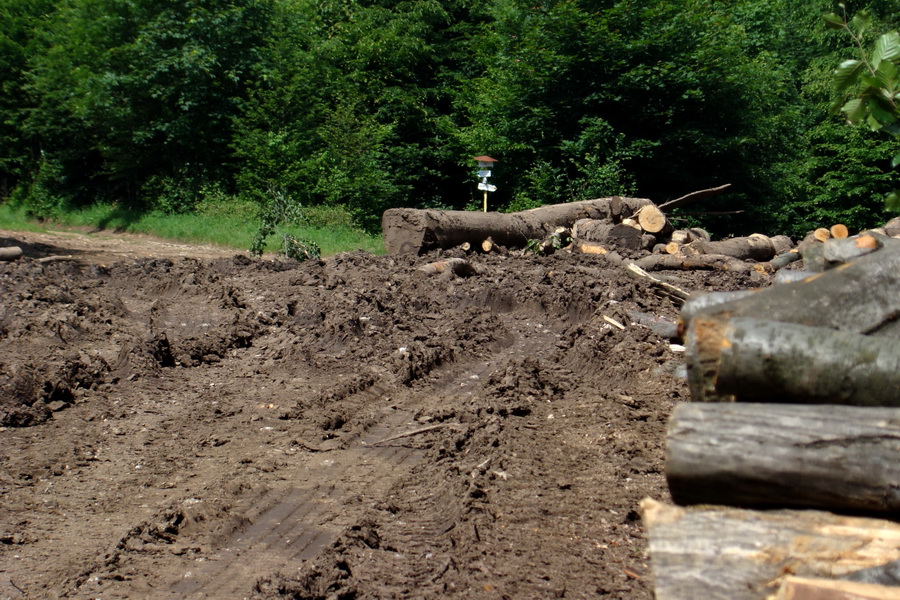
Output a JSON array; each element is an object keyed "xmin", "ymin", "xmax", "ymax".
[{"xmin": 483, "ymin": 190, "xmax": 488, "ymax": 212}]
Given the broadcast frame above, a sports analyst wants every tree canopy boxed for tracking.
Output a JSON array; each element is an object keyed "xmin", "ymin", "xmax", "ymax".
[{"xmin": 1, "ymin": 0, "xmax": 897, "ymax": 236}]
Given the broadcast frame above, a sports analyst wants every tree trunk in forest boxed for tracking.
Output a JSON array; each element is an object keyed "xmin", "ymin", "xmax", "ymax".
[
  {"xmin": 641, "ymin": 498, "xmax": 900, "ymax": 600},
  {"xmin": 681, "ymin": 235, "xmax": 776, "ymax": 261},
  {"xmin": 684, "ymin": 316, "xmax": 900, "ymax": 404},
  {"xmin": 679, "ymin": 247, "xmax": 900, "ymax": 338},
  {"xmin": 666, "ymin": 402, "xmax": 900, "ymax": 513},
  {"xmin": 382, "ymin": 197, "xmax": 652, "ymax": 254}
]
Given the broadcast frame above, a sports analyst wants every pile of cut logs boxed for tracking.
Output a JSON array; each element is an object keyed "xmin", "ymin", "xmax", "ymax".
[{"xmin": 641, "ymin": 221, "xmax": 900, "ymax": 600}]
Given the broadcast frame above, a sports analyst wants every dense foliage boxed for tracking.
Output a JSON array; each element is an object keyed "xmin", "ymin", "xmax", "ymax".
[{"xmin": 1, "ymin": 0, "xmax": 897, "ymax": 237}]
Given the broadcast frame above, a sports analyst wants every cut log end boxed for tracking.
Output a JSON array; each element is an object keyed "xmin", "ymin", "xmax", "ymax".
[{"xmin": 637, "ymin": 204, "xmax": 668, "ymax": 233}]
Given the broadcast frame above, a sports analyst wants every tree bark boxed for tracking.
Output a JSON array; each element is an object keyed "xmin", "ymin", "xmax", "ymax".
[
  {"xmin": 683, "ymin": 316, "xmax": 900, "ymax": 404},
  {"xmin": 381, "ymin": 197, "xmax": 652, "ymax": 254},
  {"xmin": 771, "ymin": 577, "xmax": 900, "ymax": 600},
  {"xmin": 679, "ymin": 247, "xmax": 900, "ymax": 338},
  {"xmin": 682, "ymin": 236, "xmax": 776, "ymax": 262},
  {"xmin": 572, "ymin": 220, "xmax": 643, "ymax": 250},
  {"xmin": 666, "ymin": 402, "xmax": 900, "ymax": 513},
  {"xmin": 641, "ymin": 498, "xmax": 900, "ymax": 600},
  {"xmin": 635, "ymin": 253, "xmax": 770, "ymax": 273}
]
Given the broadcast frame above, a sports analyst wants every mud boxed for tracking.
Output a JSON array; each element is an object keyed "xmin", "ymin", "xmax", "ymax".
[{"xmin": 0, "ymin": 228, "xmax": 761, "ymax": 599}]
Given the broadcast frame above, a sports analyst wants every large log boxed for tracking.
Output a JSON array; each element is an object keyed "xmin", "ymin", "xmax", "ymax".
[
  {"xmin": 680, "ymin": 246, "xmax": 900, "ymax": 337},
  {"xmin": 381, "ymin": 197, "xmax": 652, "ymax": 254},
  {"xmin": 666, "ymin": 402, "xmax": 900, "ymax": 513},
  {"xmin": 681, "ymin": 235, "xmax": 776, "ymax": 262},
  {"xmin": 635, "ymin": 253, "xmax": 770, "ymax": 273},
  {"xmin": 684, "ymin": 316, "xmax": 900, "ymax": 404},
  {"xmin": 572, "ymin": 220, "xmax": 643, "ymax": 250},
  {"xmin": 641, "ymin": 498, "xmax": 900, "ymax": 600}
]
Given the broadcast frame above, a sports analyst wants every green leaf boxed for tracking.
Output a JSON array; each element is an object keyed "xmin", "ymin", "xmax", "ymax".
[
  {"xmin": 850, "ymin": 11, "xmax": 873, "ymax": 36},
  {"xmin": 876, "ymin": 59, "xmax": 898, "ymax": 89},
  {"xmin": 886, "ymin": 190, "xmax": 900, "ymax": 212},
  {"xmin": 873, "ymin": 31, "xmax": 900, "ymax": 67},
  {"xmin": 834, "ymin": 59, "xmax": 864, "ymax": 92},
  {"xmin": 892, "ymin": 153, "xmax": 900, "ymax": 168},
  {"xmin": 822, "ymin": 12, "xmax": 846, "ymax": 29},
  {"xmin": 840, "ymin": 97, "xmax": 866, "ymax": 125}
]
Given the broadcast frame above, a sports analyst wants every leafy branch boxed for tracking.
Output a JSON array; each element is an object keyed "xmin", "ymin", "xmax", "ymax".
[
  {"xmin": 250, "ymin": 185, "xmax": 321, "ymax": 261},
  {"xmin": 824, "ymin": 5, "xmax": 900, "ymax": 209}
]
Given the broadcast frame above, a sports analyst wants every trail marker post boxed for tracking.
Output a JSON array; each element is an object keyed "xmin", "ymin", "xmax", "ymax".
[{"xmin": 473, "ymin": 155, "xmax": 498, "ymax": 212}]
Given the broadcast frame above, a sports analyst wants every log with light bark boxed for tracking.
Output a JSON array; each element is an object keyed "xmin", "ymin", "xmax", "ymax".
[
  {"xmin": 641, "ymin": 497, "xmax": 900, "ymax": 600},
  {"xmin": 0, "ymin": 246, "xmax": 23, "ymax": 261},
  {"xmin": 772, "ymin": 268, "xmax": 813, "ymax": 285},
  {"xmin": 666, "ymin": 402, "xmax": 900, "ymax": 513},
  {"xmin": 822, "ymin": 234, "xmax": 881, "ymax": 264},
  {"xmin": 635, "ymin": 253, "xmax": 772, "ymax": 273},
  {"xmin": 684, "ymin": 316, "xmax": 900, "ymax": 404},
  {"xmin": 769, "ymin": 577, "xmax": 900, "ymax": 600},
  {"xmin": 572, "ymin": 220, "xmax": 643, "ymax": 250},
  {"xmin": 680, "ymin": 246, "xmax": 900, "ymax": 337},
  {"xmin": 681, "ymin": 235, "xmax": 776, "ymax": 262},
  {"xmin": 381, "ymin": 196, "xmax": 652, "ymax": 254},
  {"xmin": 670, "ymin": 228, "xmax": 711, "ymax": 246}
]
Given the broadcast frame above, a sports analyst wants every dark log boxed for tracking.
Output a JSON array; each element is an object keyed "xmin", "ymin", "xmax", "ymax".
[
  {"xmin": 381, "ymin": 197, "xmax": 652, "ymax": 254},
  {"xmin": 572, "ymin": 220, "xmax": 642, "ymax": 250},
  {"xmin": 682, "ymin": 236, "xmax": 776, "ymax": 262},
  {"xmin": 636, "ymin": 253, "xmax": 771, "ymax": 273},
  {"xmin": 627, "ymin": 310, "xmax": 678, "ymax": 339},
  {"xmin": 0, "ymin": 246, "xmax": 23, "ymax": 261},
  {"xmin": 769, "ymin": 249, "xmax": 801, "ymax": 270},
  {"xmin": 681, "ymin": 246, "xmax": 900, "ymax": 337},
  {"xmin": 641, "ymin": 498, "xmax": 900, "ymax": 600},
  {"xmin": 666, "ymin": 402, "xmax": 900, "ymax": 513},
  {"xmin": 772, "ymin": 577, "xmax": 900, "ymax": 600},
  {"xmin": 684, "ymin": 316, "xmax": 900, "ymax": 404}
]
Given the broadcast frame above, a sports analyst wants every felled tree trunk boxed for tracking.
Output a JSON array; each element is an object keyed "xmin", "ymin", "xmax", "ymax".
[
  {"xmin": 770, "ymin": 577, "xmax": 900, "ymax": 600},
  {"xmin": 684, "ymin": 316, "xmax": 900, "ymax": 404},
  {"xmin": 381, "ymin": 197, "xmax": 652, "ymax": 254},
  {"xmin": 635, "ymin": 253, "xmax": 770, "ymax": 273},
  {"xmin": 572, "ymin": 220, "xmax": 643, "ymax": 250},
  {"xmin": 641, "ymin": 498, "xmax": 900, "ymax": 600},
  {"xmin": 681, "ymin": 235, "xmax": 776, "ymax": 262},
  {"xmin": 679, "ymin": 246, "xmax": 900, "ymax": 337},
  {"xmin": 666, "ymin": 402, "xmax": 900, "ymax": 513}
]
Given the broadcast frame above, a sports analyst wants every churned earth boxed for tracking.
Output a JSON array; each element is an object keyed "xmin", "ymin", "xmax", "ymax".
[{"xmin": 0, "ymin": 228, "xmax": 759, "ymax": 600}]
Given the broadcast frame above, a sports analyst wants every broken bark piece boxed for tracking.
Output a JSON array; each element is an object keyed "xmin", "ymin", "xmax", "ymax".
[
  {"xmin": 641, "ymin": 497, "xmax": 900, "ymax": 600},
  {"xmin": 666, "ymin": 402, "xmax": 900, "ymax": 513},
  {"xmin": 416, "ymin": 258, "xmax": 482, "ymax": 277},
  {"xmin": 382, "ymin": 197, "xmax": 652, "ymax": 254},
  {"xmin": 627, "ymin": 310, "xmax": 678, "ymax": 339},
  {"xmin": 770, "ymin": 577, "xmax": 900, "ymax": 600},
  {"xmin": 684, "ymin": 316, "xmax": 900, "ymax": 404},
  {"xmin": 830, "ymin": 223, "xmax": 850, "ymax": 239},
  {"xmin": 681, "ymin": 236, "xmax": 776, "ymax": 262},
  {"xmin": 680, "ymin": 246, "xmax": 900, "ymax": 337},
  {"xmin": 635, "ymin": 253, "xmax": 770, "ymax": 273},
  {"xmin": 0, "ymin": 246, "xmax": 23, "ymax": 261}
]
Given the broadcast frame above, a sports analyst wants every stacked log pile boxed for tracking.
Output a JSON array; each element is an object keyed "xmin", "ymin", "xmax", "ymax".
[{"xmin": 641, "ymin": 221, "xmax": 900, "ymax": 600}]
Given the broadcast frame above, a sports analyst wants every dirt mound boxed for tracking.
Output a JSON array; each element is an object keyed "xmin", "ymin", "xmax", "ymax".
[{"xmin": 0, "ymin": 231, "xmax": 756, "ymax": 599}]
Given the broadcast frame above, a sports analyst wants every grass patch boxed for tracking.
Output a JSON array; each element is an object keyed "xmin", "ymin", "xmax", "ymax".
[{"xmin": 0, "ymin": 200, "xmax": 384, "ymax": 256}]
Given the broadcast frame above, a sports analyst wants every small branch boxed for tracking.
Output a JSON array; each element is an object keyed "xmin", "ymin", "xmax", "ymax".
[
  {"xmin": 369, "ymin": 423, "xmax": 461, "ymax": 446},
  {"xmin": 658, "ymin": 184, "xmax": 732, "ymax": 211},
  {"xmin": 625, "ymin": 263, "xmax": 691, "ymax": 302}
]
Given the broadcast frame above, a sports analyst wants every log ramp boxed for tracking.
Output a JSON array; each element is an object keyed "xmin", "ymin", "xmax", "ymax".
[{"xmin": 644, "ymin": 239, "xmax": 900, "ymax": 600}]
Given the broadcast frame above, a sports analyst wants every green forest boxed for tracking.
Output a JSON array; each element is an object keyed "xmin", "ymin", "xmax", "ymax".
[{"xmin": 1, "ymin": 0, "xmax": 898, "ymax": 240}]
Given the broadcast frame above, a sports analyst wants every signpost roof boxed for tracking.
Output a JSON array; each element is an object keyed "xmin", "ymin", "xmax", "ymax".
[{"xmin": 472, "ymin": 155, "xmax": 498, "ymax": 163}]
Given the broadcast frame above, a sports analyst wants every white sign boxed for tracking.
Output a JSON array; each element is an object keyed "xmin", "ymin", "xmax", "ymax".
[
  {"xmin": 478, "ymin": 182, "xmax": 498, "ymax": 192},
  {"xmin": 477, "ymin": 170, "xmax": 492, "ymax": 178}
]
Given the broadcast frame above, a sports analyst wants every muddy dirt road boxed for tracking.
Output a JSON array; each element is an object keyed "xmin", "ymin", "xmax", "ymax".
[{"xmin": 0, "ymin": 229, "xmax": 759, "ymax": 599}]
